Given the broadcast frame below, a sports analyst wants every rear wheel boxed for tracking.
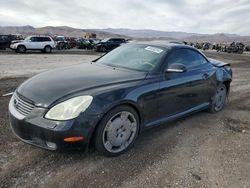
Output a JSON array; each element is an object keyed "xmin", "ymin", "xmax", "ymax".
[
  {"xmin": 16, "ymin": 45, "xmax": 26, "ymax": 53},
  {"xmin": 44, "ymin": 46, "xmax": 52, "ymax": 53},
  {"xmin": 94, "ymin": 105, "xmax": 139, "ymax": 156},
  {"xmin": 209, "ymin": 84, "xmax": 227, "ymax": 113}
]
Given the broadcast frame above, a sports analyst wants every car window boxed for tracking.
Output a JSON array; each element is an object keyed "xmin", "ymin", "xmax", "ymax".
[
  {"xmin": 108, "ymin": 39, "xmax": 115, "ymax": 42},
  {"xmin": 114, "ymin": 39, "xmax": 122, "ymax": 42},
  {"xmin": 167, "ymin": 49, "xmax": 203, "ymax": 69},
  {"xmin": 41, "ymin": 37, "xmax": 51, "ymax": 42},
  {"xmin": 0, "ymin": 35, "xmax": 8, "ymax": 41},
  {"xmin": 198, "ymin": 53, "xmax": 208, "ymax": 64},
  {"xmin": 35, "ymin": 37, "xmax": 43, "ymax": 42},
  {"xmin": 30, "ymin": 37, "xmax": 37, "ymax": 42},
  {"xmin": 115, "ymin": 39, "xmax": 125, "ymax": 43}
]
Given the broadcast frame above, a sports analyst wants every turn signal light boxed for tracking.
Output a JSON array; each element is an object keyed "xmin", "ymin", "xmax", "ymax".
[{"xmin": 64, "ymin": 137, "xmax": 84, "ymax": 142}]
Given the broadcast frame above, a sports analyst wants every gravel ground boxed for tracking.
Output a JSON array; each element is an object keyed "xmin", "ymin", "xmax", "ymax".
[
  {"xmin": 0, "ymin": 50, "xmax": 100, "ymax": 79},
  {"xmin": 0, "ymin": 51, "xmax": 250, "ymax": 188}
]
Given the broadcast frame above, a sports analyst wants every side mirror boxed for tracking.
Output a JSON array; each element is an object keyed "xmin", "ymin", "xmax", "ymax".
[{"xmin": 165, "ymin": 63, "xmax": 187, "ymax": 73}]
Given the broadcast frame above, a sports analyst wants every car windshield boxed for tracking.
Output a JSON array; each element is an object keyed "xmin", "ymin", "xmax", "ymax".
[
  {"xmin": 56, "ymin": 37, "xmax": 65, "ymax": 41},
  {"xmin": 96, "ymin": 44, "xmax": 166, "ymax": 72},
  {"xmin": 24, "ymin": 36, "xmax": 31, "ymax": 41},
  {"xmin": 101, "ymin": 38, "xmax": 109, "ymax": 42}
]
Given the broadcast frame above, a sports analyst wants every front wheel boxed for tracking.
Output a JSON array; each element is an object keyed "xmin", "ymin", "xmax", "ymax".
[
  {"xmin": 100, "ymin": 46, "xmax": 107, "ymax": 52},
  {"xmin": 94, "ymin": 106, "xmax": 139, "ymax": 156},
  {"xmin": 209, "ymin": 84, "xmax": 227, "ymax": 113},
  {"xmin": 16, "ymin": 45, "xmax": 26, "ymax": 53}
]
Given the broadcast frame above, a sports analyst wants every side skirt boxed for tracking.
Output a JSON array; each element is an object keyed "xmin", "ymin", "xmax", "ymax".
[{"xmin": 145, "ymin": 102, "xmax": 210, "ymax": 128}]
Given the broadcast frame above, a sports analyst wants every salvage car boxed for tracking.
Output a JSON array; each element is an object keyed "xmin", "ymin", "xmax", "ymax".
[
  {"xmin": 94, "ymin": 38, "xmax": 126, "ymax": 52},
  {"xmin": 10, "ymin": 36, "xmax": 55, "ymax": 53},
  {"xmin": 9, "ymin": 42, "xmax": 232, "ymax": 156},
  {"xmin": 76, "ymin": 38, "xmax": 94, "ymax": 49},
  {"xmin": 54, "ymin": 36, "xmax": 70, "ymax": 50},
  {"xmin": 0, "ymin": 35, "xmax": 19, "ymax": 50}
]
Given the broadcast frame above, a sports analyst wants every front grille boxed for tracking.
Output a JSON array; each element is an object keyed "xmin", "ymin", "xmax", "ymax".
[{"xmin": 13, "ymin": 94, "xmax": 35, "ymax": 116}]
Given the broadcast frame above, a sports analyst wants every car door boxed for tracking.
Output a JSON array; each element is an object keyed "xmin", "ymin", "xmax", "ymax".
[
  {"xmin": 27, "ymin": 37, "xmax": 39, "ymax": 49},
  {"xmin": 157, "ymin": 48, "xmax": 214, "ymax": 120},
  {"xmin": 41, "ymin": 37, "xmax": 49, "ymax": 49},
  {"xmin": 36, "ymin": 37, "xmax": 45, "ymax": 49},
  {"xmin": 107, "ymin": 39, "xmax": 116, "ymax": 50}
]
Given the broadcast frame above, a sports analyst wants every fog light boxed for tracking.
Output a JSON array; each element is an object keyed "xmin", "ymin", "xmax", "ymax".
[
  {"xmin": 64, "ymin": 137, "xmax": 84, "ymax": 142},
  {"xmin": 46, "ymin": 141, "xmax": 57, "ymax": 149}
]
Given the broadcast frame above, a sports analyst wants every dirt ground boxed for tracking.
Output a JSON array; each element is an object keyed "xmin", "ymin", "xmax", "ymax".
[
  {"xmin": 0, "ymin": 51, "xmax": 250, "ymax": 188},
  {"xmin": 0, "ymin": 50, "xmax": 99, "ymax": 79}
]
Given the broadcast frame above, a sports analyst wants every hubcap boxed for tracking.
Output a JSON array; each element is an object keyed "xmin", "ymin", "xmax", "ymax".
[
  {"xmin": 102, "ymin": 111, "xmax": 137, "ymax": 153},
  {"xmin": 214, "ymin": 86, "xmax": 227, "ymax": 111}
]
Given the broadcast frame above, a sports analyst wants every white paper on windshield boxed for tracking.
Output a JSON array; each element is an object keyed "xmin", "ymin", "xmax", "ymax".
[{"xmin": 145, "ymin": 46, "xmax": 163, "ymax": 53}]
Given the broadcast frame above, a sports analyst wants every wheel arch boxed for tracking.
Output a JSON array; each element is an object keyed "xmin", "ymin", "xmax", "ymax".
[
  {"xmin": 222, "ymin": 80, "xmax": 231, "ymax": 94},
  {"xmin": 88, "ymin": 101, "xmax": 143, "ymax": 150},
  {"xmin": 44, "ymin": 45, "xmax": 52, "ymax": 49},
  {"xmin": 17, "ymin": 44, "xmax": 26, "ymax": 49}
]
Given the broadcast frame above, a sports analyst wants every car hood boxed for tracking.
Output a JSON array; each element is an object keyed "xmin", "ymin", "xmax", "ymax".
[
  {"xmin": 17, "ymin": 63, "xmax": 146, "ymax": 107},
  {"xmin": 11, "ymin": 40, "xmax": 23, "ymax": 44}
]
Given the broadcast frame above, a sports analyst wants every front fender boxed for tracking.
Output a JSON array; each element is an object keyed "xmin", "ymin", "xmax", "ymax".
[{"xmin": 215, "ymin": 67, "xmax": 232, "ymax": 83}]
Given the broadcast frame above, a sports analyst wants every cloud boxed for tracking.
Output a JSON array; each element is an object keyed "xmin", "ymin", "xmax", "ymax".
[{"xmin": 0, "ymin": 0, "xmax": 249, "ymax": 35}]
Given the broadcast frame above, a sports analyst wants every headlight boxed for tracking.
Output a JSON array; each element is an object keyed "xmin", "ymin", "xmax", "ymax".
[{"xmin": 45, "ymin": 96, "xmax": 93, "ymax": 121}]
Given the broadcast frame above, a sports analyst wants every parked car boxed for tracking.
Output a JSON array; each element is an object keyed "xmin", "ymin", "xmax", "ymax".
[
  {"xmin": 202, "ymin": 42, "xmax": 211, "ymax": 50},
  {"xmin": 94, "ymin": 38, "xmax": 126, "ymax": 52},
  {"xmin": 9, "ymin": 42, "xmax": 232, "ymax": 156},
  {"xmin": 89, "ymin": 38, "xmax": 101, "ymax": 45},
  {"xmin": 54, "ymin": 36, "xmax": 70, "ymax": 50},
  {"xmin": 10, "ymin": 36, "xmax": 55, "ymax": 53},
  {"xmin": 245, "ymin": 45, "xmax": 250, "ymax": 51},
  {"xmin": 226, "ymin": 42, "xmax": 244, "ymax": 54},
  {"xmin": 76, "ymin": 38, "xmax": 94, "ymax": 49},
  {"xmin": 0, "ymin": 35, "xmax": 20, "ymax": 50}
]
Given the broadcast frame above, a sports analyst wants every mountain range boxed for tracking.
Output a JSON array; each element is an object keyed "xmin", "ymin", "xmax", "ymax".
[{"xmin": 0, "ymin": 25, "xmax": 250, "ymax": 43}]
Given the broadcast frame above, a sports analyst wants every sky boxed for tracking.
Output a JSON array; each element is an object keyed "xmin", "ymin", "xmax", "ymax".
[{"xmin": 0, "ymin": 0, "xmax": 249, "ymax": 35}]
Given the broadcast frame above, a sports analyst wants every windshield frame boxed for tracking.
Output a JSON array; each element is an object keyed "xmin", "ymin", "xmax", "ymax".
[{"xmin": 95, "ymin": 44, "xmax": 167, "ymax": 73}]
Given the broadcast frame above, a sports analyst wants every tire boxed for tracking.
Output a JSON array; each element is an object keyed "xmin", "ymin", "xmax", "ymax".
[
  {"xmin": 44, "ymin": 46, "xmax": 52, "ymax": 53},
  {"xmin": 100, "ymin": 46, "xmax": 107, "ymax": 52},
  {"xmin": 16, "ymin": 45, "xmax": 26, "ymax": 53},
  {"xmin": 94, "ymin": 105, "xmax": 140, "ymax": 157},
  {"xmin": 238, "ymin": 50, "xmax": 243, "ymax": 54},
  {"xmin": 208, "ymin": 84, "xmax": 227, "ymax": 113}
]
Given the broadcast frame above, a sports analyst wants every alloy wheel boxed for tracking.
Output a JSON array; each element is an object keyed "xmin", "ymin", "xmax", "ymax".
[{"xmin": 102, "ymin": 111, "xmax": 138, "ymax": 153}]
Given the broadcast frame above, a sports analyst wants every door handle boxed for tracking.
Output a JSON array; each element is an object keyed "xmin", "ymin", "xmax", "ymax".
[{"xmin": 202, "ymin": 73, "xmax": 209, "ymax": 80}]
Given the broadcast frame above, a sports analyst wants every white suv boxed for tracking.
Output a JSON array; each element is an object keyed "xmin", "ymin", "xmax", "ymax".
[{"xmin": 10, "ymin": 36, "xmax": 56, "ymax": 53}]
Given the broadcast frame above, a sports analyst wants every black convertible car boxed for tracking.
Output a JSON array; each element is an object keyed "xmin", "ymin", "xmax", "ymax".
[
  {"xmin": 94, "ymin": 38, "xmax": 126, "ymax": 52},
  {"xmin": 9, "ymin": 42, "xmax": 232, "ymax": 156}
]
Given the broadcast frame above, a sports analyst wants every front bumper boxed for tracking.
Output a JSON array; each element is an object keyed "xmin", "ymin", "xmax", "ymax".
[
  {"xmin": 10, "ymin": 44, "xmax": 17, "ymax": 50},
  {"xmin": 8, "ymin": 95, "xmax": 99, "ymax": 151}
]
